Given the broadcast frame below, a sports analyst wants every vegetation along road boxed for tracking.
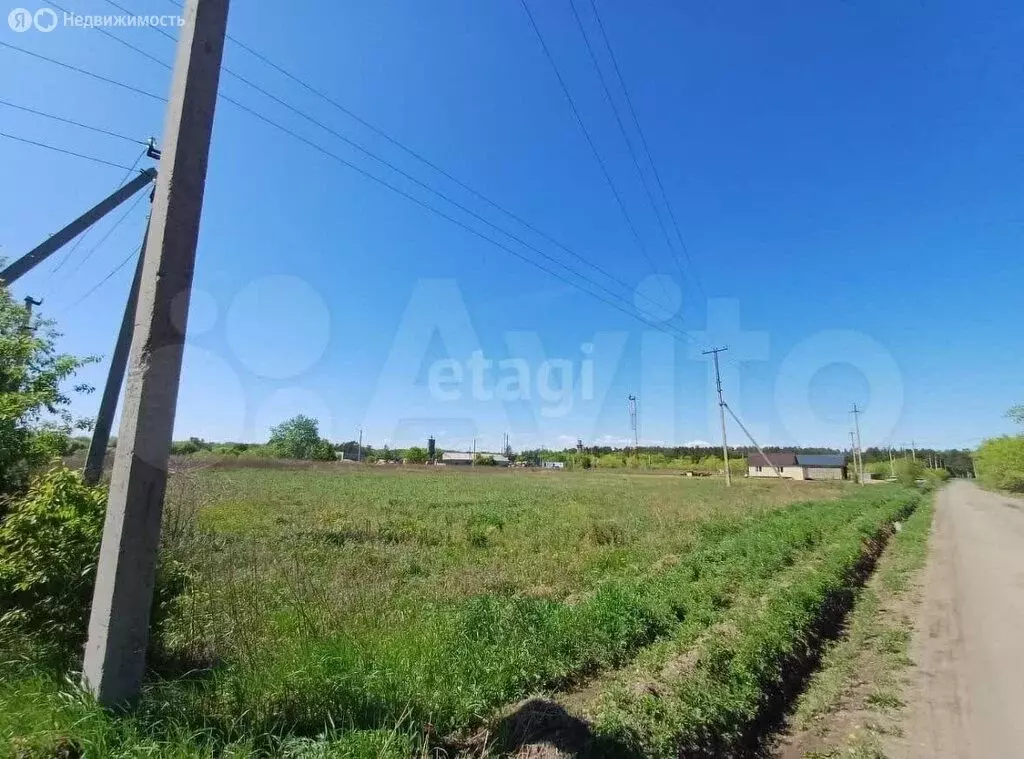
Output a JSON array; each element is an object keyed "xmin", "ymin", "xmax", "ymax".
[{"xmin": 895, "ymin": 481, "xmax": 1024, "ymax": 759}]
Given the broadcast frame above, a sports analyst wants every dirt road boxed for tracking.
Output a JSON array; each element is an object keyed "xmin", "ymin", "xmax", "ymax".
[{"xmin": 895, "ymin": 481, "xmax": 1024, "ymax": 758}]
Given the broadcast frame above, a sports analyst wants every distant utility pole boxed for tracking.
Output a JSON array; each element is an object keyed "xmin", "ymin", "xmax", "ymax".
[
  {"xmin": 472, "ymin": 438, "xmax": 477, "ymax": 465},
  {"xmin": 850, "ymin": 431, "xmax": 860, "ymax": 483},
  {"xmin": 889, "ymin": 446, "xmax": 896, "ymax": 479},
  {"xmin": 357, "ymin": 428, "xmax": 363, "ymax": 462},
  {"xmin": 703, "ymin": 347, "xmax": 731, "ymax": 486},
  {"xmin": 851, "ymin": 404, "xmax": 865, "ymax": 486},
  {"xmin": 82, "ymin": 0, "xmax": 230, "ymax": 708},
  {"xmin": 628, "ymin": 395, "xmax": 639, "ymax": 450},
  {"xmin": 911, "ymin": 439, "xmax": 917, "ymax": 462}
]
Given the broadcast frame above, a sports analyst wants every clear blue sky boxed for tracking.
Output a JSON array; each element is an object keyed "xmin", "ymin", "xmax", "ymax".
[{"xmin": 2, "ymin": 0, "xmax": 1022, "ymax": 453}]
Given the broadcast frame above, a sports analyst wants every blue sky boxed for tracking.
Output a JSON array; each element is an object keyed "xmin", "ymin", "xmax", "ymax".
[{"xmin": 2, "ymin": 0, "xmax": 1022, "ymax": 453}]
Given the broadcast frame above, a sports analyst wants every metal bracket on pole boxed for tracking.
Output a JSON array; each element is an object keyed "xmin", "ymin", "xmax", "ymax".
[{"xmin": 0, "ymin": 168, "xmax": 157, "ymax": 285}]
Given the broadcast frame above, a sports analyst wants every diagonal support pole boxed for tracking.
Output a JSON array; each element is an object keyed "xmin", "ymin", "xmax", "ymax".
[
  {"xmin": 82, "ymin": 216, "xmax": 151, "ymax": 487},
  {"xmin": 0, "ymin": 169, "xmax": 156, "ymax": 285}
]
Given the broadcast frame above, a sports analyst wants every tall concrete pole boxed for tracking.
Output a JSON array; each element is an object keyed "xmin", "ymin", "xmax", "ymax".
[
  {"xmin": 357, "ymin": 428, "xmax": 363, "ymax": 463},
  {"xmin": 83, "ymin": 217, "xmax": 151, "ymax": 486},
  {"xmin": 703, "ymin": 347, "xmax": 731, "ymax": 486},
  {"xmin": 82, "ymin": 0, "xmax": 229, "ymax": 708}
]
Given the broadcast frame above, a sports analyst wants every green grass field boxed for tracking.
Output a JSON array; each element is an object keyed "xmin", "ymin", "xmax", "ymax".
[{"xmin": 0, "ymin": 465, "xmax": 920, "ymax": 758}]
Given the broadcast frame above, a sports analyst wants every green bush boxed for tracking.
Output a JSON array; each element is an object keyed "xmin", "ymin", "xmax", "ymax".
[
  {"xmin": 975, "ymin": 436, "xmax": 1024, "ymax": 492},
  {"xmin": 0, "ymin": 466, "xmax": 107, "ymax": 647},
  {"xmin": 894, "ymin": 458, "xmax": 925, "ymax": 487}
]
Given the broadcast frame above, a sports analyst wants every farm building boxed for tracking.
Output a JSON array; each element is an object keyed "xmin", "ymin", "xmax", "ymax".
[
  {"xmin": 747, "ymin": 452, "xmax": 847, "ymax": 481},
  {"xmin": 440, "ymin": 451, "xmax": 511, "ymax": 467},
  {"xmin": 796, "ymin": 454, "xmax": 847, "ymax": 480}
]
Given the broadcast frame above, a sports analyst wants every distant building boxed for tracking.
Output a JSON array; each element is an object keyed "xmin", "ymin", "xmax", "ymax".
[
  {"xmin": 747, "ymin": 452, "xmax": 847, "ymax": 481},
  {"xmin": 796, "ymin": 454, "xmax": 847, "ymax": 480},
  {"xmin": 748, "ymin": 452, "xmax": 801, "ymax": 478},
  {"xmin": 440, "ymin": 451, "xmax": 511, "ymax": 467},
  {"xmin": 542, "ymin": 461, "xmax": 565, "ymax": 470}
]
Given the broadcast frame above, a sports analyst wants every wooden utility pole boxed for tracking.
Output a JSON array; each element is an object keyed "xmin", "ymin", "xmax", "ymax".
[
  {"xmin": 83, "ymin": 217, "xmax": 151, "ymax": 486},
  {"xmin": 703, "ymin": 347, "xmax": 731, "ymax": 486},
  {"xmin": 82, "ymin": 0, "xmax": 229, "ymax": 707}
]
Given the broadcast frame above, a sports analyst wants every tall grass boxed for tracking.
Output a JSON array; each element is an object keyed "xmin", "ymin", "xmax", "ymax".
[{"xmin": 1, "ymin": 468, "xmax": 917, "ymax": 757}]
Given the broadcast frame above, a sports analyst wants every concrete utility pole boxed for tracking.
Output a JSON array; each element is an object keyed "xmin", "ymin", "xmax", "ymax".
[
  {"xmin": 889, "ymin": 446, "xmax": 896, "ymax": 479},
  {"xmin": 83, "ymin": 217, "xmax": 152, "ymax": 486},
  {"xmin": 628, "ymin": 395, "xmax": 639, "ymax": 449},
  {"xmin": 0, "ymin": 170, "xmax": 156, "ymax": 285},
  {"xmin": 703, "ymin": 347, "xmax": 731, "ymax": 486},
  {"xmin": 911, "ymin": 439, "xmax": 917, "ymax": 462},
  {"xmin": 850, "ymin": 431, "xmax": 860, "ymax": 483},
  {"xmin": 21, "ymin": 296, "xmax": 42, "ymax": 333},
  {"xmin": 851, "ymin": 404, "xmax": 865, "ymax": 485},
  {"xmin": 23, "ymin": 296, "xmax": 42, "ymax": 319},
  {"xmin": 357, "ymin": 428, "xmax": 363, "ymax": 463},
  {"xmin": 82, "ymin": 0, "xmax": 230, "ymax": 708}
]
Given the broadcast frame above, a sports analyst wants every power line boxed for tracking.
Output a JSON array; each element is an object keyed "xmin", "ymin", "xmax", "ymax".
[
  {"xmin": 214, "ymin": 91, "xmax": 708, "ymax": 347},
  {"xmin": 49, "ymin": 148, "xmax": 148, "ymax": 277},
  {"xmin": 55, "ymin": 14, "xmax": 714, "ymax": 347},
  {"xmin": 0, "ymin": 41, "xmax": 166, "ymax": 102},
  {"xmin": 0, "ymin": 130, "xmax": 138, "ymax": 171},
  {"xmin": 62, "ymin": 244, "xmax": 141, "ymax": 314},
  {"xmin": 21, "ymin": 6, "xmax": 715, "ymax": 352},
  {"xmin": 585, "ymin": 0, "xmax": 706, "ymax": 299},
  {"xmin": 59, "ymin": 192, "xmax": 148, "ymax": 283},
  {"xmin": 0, "ymin": 98, "xmax": 149, "ymax": 145},
  {"xmin": 519, "ymin": 0, "xmax": 673, "ymax": 305},
  {"xmin": 567, "ymin": 0, "xmax": 690, "ymax": 292},
  {"xmin": 99, "ymin": 0, "xmax": 684, "ymax": 320}
]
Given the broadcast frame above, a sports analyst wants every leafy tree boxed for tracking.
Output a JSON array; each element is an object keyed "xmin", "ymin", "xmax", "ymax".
[
  {"xmin": 267, "ymin": 415, "xmax": 336, "ymax": 461},
  {"xmin": 405, "ymin": 446, "xmax": 429, "ymax": 464},
  {"xmin": 1008, "ymin": 405, "xmax": 1024, "ymax": 426},
  {"xmin": 0, "ymin": 284, "xmax": 95, "ymax": 500},
  {"xmin": 975, "ymin": 436, "xmax": 1024, "ymax": 493},
  {"xmin": 895, "ymin": 458, "xmax": 925, "ymax": 487}
]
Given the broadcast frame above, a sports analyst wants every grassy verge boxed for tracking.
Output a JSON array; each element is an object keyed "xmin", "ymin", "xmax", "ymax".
[
  {"xmin": 777, "ymin": 494, "xmax": 934, "ymax": 759},
  {"xmin": 585, "ymin": 491, "xmax": 920, "ymax": 758}
]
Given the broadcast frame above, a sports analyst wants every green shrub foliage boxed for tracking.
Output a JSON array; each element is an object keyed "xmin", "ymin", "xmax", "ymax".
[
  {"xmin": 0, "ymin": 467, "xmax": 107, "ymax": 646},
  {"xmin": 975, "ymin": 436, "xmax": 1024, "ymax": 493}
]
